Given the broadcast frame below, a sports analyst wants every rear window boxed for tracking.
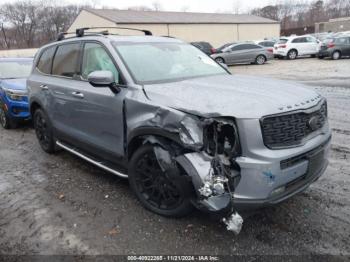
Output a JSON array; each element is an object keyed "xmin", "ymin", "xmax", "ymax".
[
  {"xmin": 37, "ymin": 46, "xmax": 56, "ymax": 74},
  {"xmin": 277, "ymin": 39, "xmax": 288, "ymax": 44},
  {"xmin": 52, "ymin": 43, "xmax": 80, "ymax": 78}
]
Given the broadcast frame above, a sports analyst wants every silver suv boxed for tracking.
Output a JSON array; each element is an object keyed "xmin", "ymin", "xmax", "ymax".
[{"xmin": 28, "ymin": 28, "xmax": 331, "ymax": 223}]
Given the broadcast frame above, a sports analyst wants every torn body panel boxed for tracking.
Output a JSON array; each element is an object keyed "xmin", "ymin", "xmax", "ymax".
[{"xmin": 125, "ymin": 95, "xmax": 242, "ymax": 218}]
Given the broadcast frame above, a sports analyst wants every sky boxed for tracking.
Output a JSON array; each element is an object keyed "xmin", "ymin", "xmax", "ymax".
[{"xmin": 0, "ymin": 0, "xmax": 286, "ymax": 13}]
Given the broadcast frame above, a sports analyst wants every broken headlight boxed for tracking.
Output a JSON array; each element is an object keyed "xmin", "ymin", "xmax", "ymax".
[
  {"xmin": 179, "ymin": 115, "xmax": 203, "ymax": 148},
  {"xmin": 203, "ymin": 119, "xmax": 241, "ymax": 158}
]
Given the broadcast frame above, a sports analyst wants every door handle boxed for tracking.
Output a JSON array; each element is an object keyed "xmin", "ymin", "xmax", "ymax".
[
  {"xmin": 71, "ymin": 91, "xmax": 84, "ymax": 98},
  {"xmin": 40, "ymin": 84, "xmax": 48, "ymax": 90}
]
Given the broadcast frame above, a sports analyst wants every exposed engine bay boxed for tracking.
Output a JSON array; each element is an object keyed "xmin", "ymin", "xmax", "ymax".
[{"xmin": 149, "ymin": 118, "xmax": 244, "ymax": 234}]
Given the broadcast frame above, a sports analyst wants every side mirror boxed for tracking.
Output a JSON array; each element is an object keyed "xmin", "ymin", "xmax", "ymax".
[{"xmin": 88, "ymin": 71, "xmax": 115, "ymax": 88}]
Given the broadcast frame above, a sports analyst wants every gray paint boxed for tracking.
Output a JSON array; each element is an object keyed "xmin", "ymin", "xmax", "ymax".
[{"xmin": 28, "ymin": 34, "xmax": 331, "ymax": 218}]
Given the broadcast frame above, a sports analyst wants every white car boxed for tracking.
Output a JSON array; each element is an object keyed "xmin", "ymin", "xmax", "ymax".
[{"xmin": 273, "ymin": 35, "xmax": 320, "ymax": 59}]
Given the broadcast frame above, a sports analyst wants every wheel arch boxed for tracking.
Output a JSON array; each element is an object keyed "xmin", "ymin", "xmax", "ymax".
[
  {"xmin": 127, "ymin": 127, "xmax": 184, "ymax": 160},
  {"xmin": 29, "ymin": 99, "xmax": 43, "ymax": 117}
]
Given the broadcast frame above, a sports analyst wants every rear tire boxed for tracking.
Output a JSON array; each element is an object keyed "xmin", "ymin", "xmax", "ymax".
[
  {"xmin": 332, "ymin": 51, "xmax": 341, "ymax": 60},
  {"xmin": 215, "ymin": 57, "xmax": 225, "ymax": 64},
  {"xmin": 255, "ymin": 55, "xmax": 266, "ymax": 65},
  {"xmin": 318, "ymin": 55, "xmax": 324, "ymax": 59},
  {"xmin": 129, "ymin": 144, "xmax": 194, "ymax": 217},
  {"xmin": 287, "ymin": 49, "xmax": 298, "ymax": 60},
  {"xmin": 33, "ymin": 108, "xmax": 56, "ymax": 153},
  {"xmin": 311, "ymin": 54, "xmax": 316, "ymax": 58}
]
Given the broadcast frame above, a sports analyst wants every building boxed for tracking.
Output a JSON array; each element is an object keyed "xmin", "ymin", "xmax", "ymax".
[
  {"xmin": 315, "ymin": 17, "xmax": 350, "ymax": 33},
  {"xmin": 68, "ymin": 9, "xmax": 280, "ymax": 47}
]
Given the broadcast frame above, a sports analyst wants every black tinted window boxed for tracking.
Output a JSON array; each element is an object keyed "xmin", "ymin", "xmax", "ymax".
[
  {"xmin": 231, "ymin": 45, "xmax": 245, "ymax": 51},
  {"xmin": 37, "ymin": 46, "xmax": 56, "ymax": 74},
  {"xmin": 245, "ymin": 44, "xmax": 261, "ymax": 49},
  {"xmin": 292, "ymin": 38, "xmax": 302, "ymax": 43},
  {"xmin": 52, "ymin": 43, "xmax": 80, "ymax": 77},
  {"xmin": 264, "ymin": 41, "xmax": 275, "ymax": 47},
  {"xmin": 336, "ymin": 37, "xmax": 350, "ymax": 44}
]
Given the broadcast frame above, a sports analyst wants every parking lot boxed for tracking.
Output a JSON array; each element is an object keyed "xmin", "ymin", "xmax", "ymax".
[{"xmin": 0, "ymin": 58, "xmax": 349, "ymax": 256}]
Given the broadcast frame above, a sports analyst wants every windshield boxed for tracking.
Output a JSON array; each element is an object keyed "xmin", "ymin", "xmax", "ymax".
[
  {"xmin": 0, "ymin": 60, "xmax": 32, "ymax": 79},
  {"xmin": 113, "ymin": 42, "xmax": 228, "ymax": 84}
]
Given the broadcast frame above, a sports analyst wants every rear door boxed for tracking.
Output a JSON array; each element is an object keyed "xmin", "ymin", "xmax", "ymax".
[
  {"xmin": 306, "ymin": 37, "xmax": 319, "ymax": 54},
  {"xmin": 48, "ymin": 42, "xmax": 82, "ymax": 138},
  {"xmin": 291, "ymin": 37, "xmax": 306, "ymax": 55},
  {"xmin": 227, "ymin": 44, "xmax": 251, "ymax": 63},
  {"xmin": 336, "ymin": 37, "xmax": 350, "ymax": 56},
  {"xmin": 345, "ymin": 37, "xmax": 350, "ymax": 56}
]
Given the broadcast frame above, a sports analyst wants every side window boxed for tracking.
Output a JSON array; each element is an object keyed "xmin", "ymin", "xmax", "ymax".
[
  {"xmin": 292, "ymin": 38, "xmax": 301, "ymax": 43},
  {"xmin": 81, "ymin": 42, "xmax": 120, "ymax": 83},
  {"xmin": 52, "ymin": 43, "xmax": 80, "ymax": 78},
  {"xmin": 307, "ymin": 37, "xmax": 317, "ymax": 43},
  {"xmin": 37, "ymin": 46, "xmax": 56, "ymax": 74},
  {"xmin": 246, "ymin": 44, "xmax": 261, "ymax": 49},
  {"xmin": 336, "ymin": 37, "xmax": 348, "ymax": 44},
  {"xmin": 231, "ymin": 45, "xmax": 244, "ymax": 51}
]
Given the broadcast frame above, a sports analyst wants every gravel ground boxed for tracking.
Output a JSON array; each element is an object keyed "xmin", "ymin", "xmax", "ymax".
[{"xmin": 1, "ymin": 58, "xmax": 350, "ymax": 256}]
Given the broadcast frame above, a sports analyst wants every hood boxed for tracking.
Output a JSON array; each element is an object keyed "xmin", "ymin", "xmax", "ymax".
[
  {"xmin": 143, "ymin": 74, "xmax": 322, "ymax": 119},
  {"xmin": 0, "ymin": 78, "xmax": 27, "ymax": 91}
]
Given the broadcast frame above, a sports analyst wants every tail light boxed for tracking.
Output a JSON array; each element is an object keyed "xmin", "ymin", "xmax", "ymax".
[
  {"xmin": 267, "ymin": 48, "xmax": 273, "ymax": 53},
  {"xmin": 327, "ymin": 43, "xmax": 335, "ymax": 48},
  {"xmin": 210, "ymin": 48, "xmax": 216, "ymax": 54},
  {"xmin": 279, "ymin": 44, "xmax": 287, "ymax": 48}
]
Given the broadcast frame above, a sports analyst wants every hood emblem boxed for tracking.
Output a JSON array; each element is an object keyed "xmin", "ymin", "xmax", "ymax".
[{"xmin": 308, "ymin": 116, "xmax": 319, "ymax": 131}]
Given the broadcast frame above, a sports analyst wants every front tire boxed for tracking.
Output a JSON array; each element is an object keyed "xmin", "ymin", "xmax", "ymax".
[
  {"xmin": 287, "ymin": 49, "xmax": 298, "ymax": 60},
  {"xmin": 33, "ymin": 108, "xmax": 56, "ymax": 153},
  {"xmin": 0, "ymin": 106, "xmax": 16, "ymax": 129},
  {"xmin": 128, "ymin": 144, "xmax": 194, "ymax": 217},
  {"xmin": 332, "ymin": 51, "xmax": 341, "ymax": 60}
]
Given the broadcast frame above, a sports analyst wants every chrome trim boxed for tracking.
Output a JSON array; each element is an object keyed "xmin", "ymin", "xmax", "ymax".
[{"xmin": 56, "ymin": 140, "xmax": 128, "ymax": 178}]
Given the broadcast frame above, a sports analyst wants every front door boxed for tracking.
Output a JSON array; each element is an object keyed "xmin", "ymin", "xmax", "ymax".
[{"xmin": 69, "ymin": 42, "xmax": 127, "ymax": 158}]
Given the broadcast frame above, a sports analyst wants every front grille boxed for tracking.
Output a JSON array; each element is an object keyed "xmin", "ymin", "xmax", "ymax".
[{"xmin": 261, "ymin": 101, "xmax": 327, "ymax": 149}]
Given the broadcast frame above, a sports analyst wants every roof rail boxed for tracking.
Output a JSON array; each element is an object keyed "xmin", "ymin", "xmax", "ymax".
[{"xmin": 57, "ymin": 26, "xmax": 152, "ymax": 41}]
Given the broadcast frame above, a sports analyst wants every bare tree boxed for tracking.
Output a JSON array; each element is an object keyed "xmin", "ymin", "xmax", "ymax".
[{"xmin": 151, "ymin": 1, "xmax": 163, "ymax": 11}]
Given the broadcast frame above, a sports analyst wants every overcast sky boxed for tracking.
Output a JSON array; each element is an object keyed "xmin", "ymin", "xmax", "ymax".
[{"xmin": 0, "ymin": 0, "xmax": 292, "ymax": 13}]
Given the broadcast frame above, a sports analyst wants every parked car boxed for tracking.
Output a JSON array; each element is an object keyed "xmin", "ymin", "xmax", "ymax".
[
  {"xmin": 190, "ymin": 42, "xmax": 213, "ymax": 56},
  {"xmin": 273, "ymin": 35, "xmax": 320, "ymax": 59},
  {"xmin": 211, "ymin": 43, "xmax": 273, "ymax": 65},
  {"xmin": 211, "ymin": 42, "xmax": 236, "ymax": 54},
  {"xmin": 28, "ymin": 29, "xmax": 331, "ymax": 228},
  {"xmin": 0, "ymin": 57, "xmax": 33, "ymax": 129},
  {"xmin": 318, "ymin": 36, "xmax": 350, "ymax": 59},
  {"xmin": 254, "ymin": 40, "xmax": 276, "ymax": 53}
]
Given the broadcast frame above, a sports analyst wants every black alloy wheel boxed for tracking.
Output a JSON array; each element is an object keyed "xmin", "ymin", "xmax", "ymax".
[
  {"xmin": 129, "ymin": 144, "xmax": 193, "ymax": 217},
  {"xmin": 33, "ymin": 109, "xmax": 56, "ymax": 153}
]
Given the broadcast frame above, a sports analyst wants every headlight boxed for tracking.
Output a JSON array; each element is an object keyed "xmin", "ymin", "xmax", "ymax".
[
  {"xmin": 179, "ymin": 115, "xmax": 203, "ymax": 148},
  {"xmin": 4, "ymin": 88, "xmax": 28, "ymax": 101},
  {"xmin": 203, "ymin": 118, "xmax": 241, "ymax": 158}
]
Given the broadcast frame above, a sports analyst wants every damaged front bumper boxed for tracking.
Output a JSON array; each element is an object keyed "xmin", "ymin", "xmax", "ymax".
[{"xmin": 176, "ymin": 119, "xmax": 331, "ymax": 213}]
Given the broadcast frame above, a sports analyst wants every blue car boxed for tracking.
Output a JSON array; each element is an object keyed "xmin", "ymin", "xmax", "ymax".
[{"xmin": 0, "ymin": 57, "xmax": 33, "ymax": 129}]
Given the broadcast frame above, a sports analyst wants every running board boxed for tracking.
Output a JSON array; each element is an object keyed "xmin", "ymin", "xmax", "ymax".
[{"xmin": 56, "ymin": 141, "xmax": 128, "ymax": 178}]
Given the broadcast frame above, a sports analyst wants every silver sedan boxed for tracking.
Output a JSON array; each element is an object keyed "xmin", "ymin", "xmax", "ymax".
[{"xmin": 211, "ymin": 43, "xmax": 273, "ymax": 65}]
